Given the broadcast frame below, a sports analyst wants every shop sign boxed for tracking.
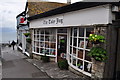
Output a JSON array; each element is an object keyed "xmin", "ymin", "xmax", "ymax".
[
  {"xmin": 19, "ymin": 16, "xmax": 27, "ymax": 25},
  {"xmin": 43, "ymin": 18, "xmax": 63, "ymax": 25}
]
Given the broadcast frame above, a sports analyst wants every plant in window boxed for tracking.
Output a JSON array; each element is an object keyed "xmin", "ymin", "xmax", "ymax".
[
  {"xmin": 88, "ymin": 47, "xmax": 107, "ymax": 62},
  {"xmin": 88, "ymin": 34, "xmax": 105, "ymax": 44}
]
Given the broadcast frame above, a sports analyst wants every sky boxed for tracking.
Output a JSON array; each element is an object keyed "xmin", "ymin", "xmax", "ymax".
[{"xmin": 0, "ymin": 0, "xmax": 83, "ymax": 43}]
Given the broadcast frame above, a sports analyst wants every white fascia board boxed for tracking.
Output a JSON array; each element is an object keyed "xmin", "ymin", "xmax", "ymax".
[{"xmin": 29, "ymin": 4, "xmax": 111, "ymax": 28}]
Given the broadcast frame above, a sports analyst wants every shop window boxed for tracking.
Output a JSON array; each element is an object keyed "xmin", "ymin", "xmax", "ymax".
[
  {"xmin": 69, "ymin": 27, "xmax": 94, "ymax": 75},
  {"xmin": 33, "ymin": 29, "xmax": 56, "ymax": 57}
]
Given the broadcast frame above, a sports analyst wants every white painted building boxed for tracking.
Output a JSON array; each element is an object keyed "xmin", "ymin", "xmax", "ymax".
[{"xmin": 28, "ymin": 2, "xmax": 120, "ymax": 78}]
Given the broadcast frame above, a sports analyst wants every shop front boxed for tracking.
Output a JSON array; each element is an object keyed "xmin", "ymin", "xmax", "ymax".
[{"xmin": 28, "ymin": 2, "xmax": 120, "ymax": 78}]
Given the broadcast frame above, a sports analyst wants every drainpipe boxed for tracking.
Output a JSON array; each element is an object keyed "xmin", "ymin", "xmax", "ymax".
[{"xmin": 67, "ymin": 0, "xmax": 71, "ymax": 4}]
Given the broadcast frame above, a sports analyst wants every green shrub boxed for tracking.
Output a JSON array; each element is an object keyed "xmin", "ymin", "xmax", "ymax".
[
  {"xmin": 88, "ymin": 47, "xmax": 107, "ymax": 62},
  {"xmin": 41, "ymin": 55, "xmax": 50, "ymax": 62},
  {"xmin": 58, "ymin": 59, "xmax": 69, "ymax": 70}
]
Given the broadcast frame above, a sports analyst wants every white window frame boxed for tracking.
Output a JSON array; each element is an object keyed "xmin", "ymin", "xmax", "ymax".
[
  {"xmin": 32, "ymin": 29, "xmax": 57, "ymax": 57},
  {"xmin": 68, "ymin": 27, "xmax": 94, "ymax": 77}
]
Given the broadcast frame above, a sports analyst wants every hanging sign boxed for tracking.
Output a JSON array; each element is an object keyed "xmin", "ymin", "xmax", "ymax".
[{"xmin": 19, "ymin": 16, "xmax": 27, "ymax": 25}]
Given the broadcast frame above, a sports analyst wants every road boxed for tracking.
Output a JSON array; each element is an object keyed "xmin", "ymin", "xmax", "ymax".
[{"xmin": 1, "ymin": 46, "xmax": 50, "ymax": 78}]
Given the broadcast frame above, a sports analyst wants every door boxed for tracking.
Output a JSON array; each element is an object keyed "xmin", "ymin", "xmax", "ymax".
[{"xmin": 57, "ymin": 34, "xmax": 67, "ymax": 61}]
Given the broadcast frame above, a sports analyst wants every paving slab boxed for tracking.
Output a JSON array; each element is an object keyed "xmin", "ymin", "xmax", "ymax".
[{"xmin": 26, "ymin": 59, "xmax": 84, "ymax": 79}]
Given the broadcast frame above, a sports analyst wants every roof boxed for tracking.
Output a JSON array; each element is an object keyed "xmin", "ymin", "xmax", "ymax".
[
  {"xmin": 28, "ymin": 2, "xmax": 67, "ymax": 17},
  {"xmin": 28, "ymin": 2, "xmax": 120, "ymax": 21}
]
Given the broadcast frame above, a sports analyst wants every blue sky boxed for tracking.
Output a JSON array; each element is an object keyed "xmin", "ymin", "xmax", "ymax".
[{"xmin": 0, "ymin": 0, "xmax": 83, "ymax": 43}]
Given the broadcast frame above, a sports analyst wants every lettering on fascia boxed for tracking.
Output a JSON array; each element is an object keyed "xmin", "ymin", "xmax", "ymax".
[{"xmin": 43, "ymin": 18, "xmax": 63, "ymax": 25}]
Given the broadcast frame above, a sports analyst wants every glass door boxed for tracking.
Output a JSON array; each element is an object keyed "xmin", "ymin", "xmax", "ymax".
[{"xmin": 57, "ymin": 29, "xmax": 67, "ymax": 61}]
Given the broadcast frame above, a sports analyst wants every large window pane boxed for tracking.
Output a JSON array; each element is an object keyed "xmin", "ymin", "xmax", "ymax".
[{"xmin": 79, "ymin": 28, "xmax": 84, "ymax": 37}]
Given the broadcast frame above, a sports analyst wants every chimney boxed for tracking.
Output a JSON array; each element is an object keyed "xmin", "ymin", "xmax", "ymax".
[{"xmin": 67, "ymin": 0, "xmax": 71, "ymax": 4}]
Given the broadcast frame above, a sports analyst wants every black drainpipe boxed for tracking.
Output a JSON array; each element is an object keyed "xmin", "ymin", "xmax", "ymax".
[{"xmin": 113, "ymin": 27, "xmax": 118, "ymax": 80}]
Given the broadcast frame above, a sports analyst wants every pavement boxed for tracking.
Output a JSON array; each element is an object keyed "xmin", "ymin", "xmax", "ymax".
[
  {"xmin": 1, "ymin": 45, "xmax": 84, "ymax": 79},
  {"xmin": 1, "ymin": 46, "xmax": 49, "ymax": 78},
  {"xmin": 26, "ymin": 59, "xmax": 82, "ymax": 79}
]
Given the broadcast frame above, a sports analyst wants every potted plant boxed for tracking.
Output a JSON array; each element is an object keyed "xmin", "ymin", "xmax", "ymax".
[
  {"xmin": 88, "ymin": 34, "xmax": 105, "ymax": 44},
  {"xmin": 88, "ymin": 47, "xmax": 107, "ymax": 62},
  {"xmin": 41, "ymin": 52, "xmax": 50, "ymax": 63},
  {"xmin": 24, "ymin": 33, "xmax": 30, "ymax": 37},
  {"xmin": 57, "ymin": 59, "xmax": 69, "ymax": 70}
]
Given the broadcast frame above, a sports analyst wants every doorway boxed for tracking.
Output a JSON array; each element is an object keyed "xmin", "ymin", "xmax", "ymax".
[{"xmin": 57, "ymin": 29, "xmax": 67, "ymax": 61}]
